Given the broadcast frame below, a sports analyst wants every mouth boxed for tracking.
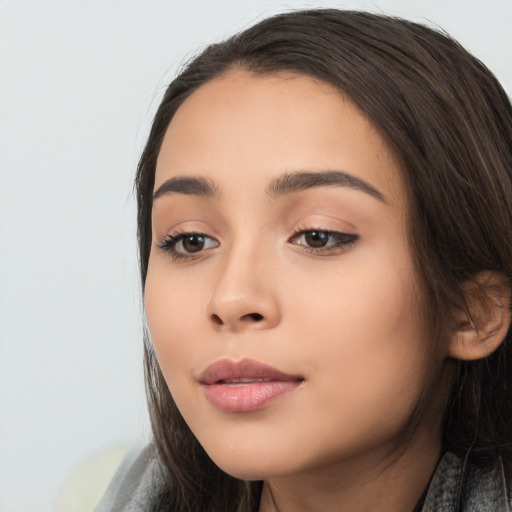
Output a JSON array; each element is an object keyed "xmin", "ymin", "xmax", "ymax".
[{"xmin": 198, "ymin": 358, "xmax": 304, "ymax": 413}]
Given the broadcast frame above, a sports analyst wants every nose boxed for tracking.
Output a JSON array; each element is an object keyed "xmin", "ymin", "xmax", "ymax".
[{"xmin": 206, "ymin": 246, "xmax": 281, "ymax": 332}]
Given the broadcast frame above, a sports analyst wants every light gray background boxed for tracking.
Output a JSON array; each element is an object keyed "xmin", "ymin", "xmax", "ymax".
[{"xmin": 1, "ymin": 1, "xmax": 511, "ymax": 511}]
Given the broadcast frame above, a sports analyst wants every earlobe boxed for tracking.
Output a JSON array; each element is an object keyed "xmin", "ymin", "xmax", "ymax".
[{"xmin": 448, "ymin": 271, "xmax": 511, "ymax": 361}]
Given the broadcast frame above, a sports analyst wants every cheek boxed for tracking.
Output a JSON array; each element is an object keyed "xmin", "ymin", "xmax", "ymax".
[
  {"xmin": 291, "ymin": 237, "xmax": 423, "ymax": 345},
  {"xmin": 144, "ymin": 258, "xmax": 207, "ymax": 382},
  {"xmin": 287, "ymin": 243, "xmax": 430, "ymax": 411}
]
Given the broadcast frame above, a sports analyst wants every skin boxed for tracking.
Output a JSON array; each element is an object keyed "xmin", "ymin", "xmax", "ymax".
[{"xmin": 145, "ymin": 70, "xmax": 453, "ymax": 512}]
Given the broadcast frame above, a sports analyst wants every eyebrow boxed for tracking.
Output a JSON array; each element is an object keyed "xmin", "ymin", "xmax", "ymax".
[
  {"xmin": 153, "ymin": 175, "xmax": 219, "ymax": 200},
  {"xmin": 266, "ymin": 170, "xmax": 387, "ymax": 203},
  {"xmin": 152, "ymin": 170, "xmax": 387, "ymax": 203}
]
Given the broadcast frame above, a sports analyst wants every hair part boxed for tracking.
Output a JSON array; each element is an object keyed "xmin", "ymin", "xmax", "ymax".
[{"xmin": 136, "ymin": 9, "xmax": 512, "ymax": 511}]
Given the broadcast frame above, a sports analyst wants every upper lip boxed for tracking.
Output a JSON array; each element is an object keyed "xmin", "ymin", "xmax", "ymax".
[{"xmin": 198, "ymin": 358, "xmax": 304, "ymax": 385}]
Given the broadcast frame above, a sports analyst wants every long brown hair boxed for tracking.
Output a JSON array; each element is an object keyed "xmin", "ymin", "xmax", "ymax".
[{"xmin": 135, "ymin": 9, "xmax": 512, "ymax": 511}]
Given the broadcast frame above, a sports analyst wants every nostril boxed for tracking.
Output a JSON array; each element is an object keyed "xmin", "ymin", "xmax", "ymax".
[
  {"xmin": 242, "ymin": 313, "xmax": 264, "ymax": 322},
  {"xmin": 210, "ymin": 312, "xmax": 265, "ymax": 326},
  {"xmin": 211, "ymin": 314, "xmax": 223, "ymax": 325}
]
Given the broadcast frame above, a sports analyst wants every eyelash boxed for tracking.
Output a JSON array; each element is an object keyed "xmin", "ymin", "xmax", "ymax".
[
  {"xmin": 288, "ymin": 225, "xmax": 359, "ymax": 256},
  {"xmin": 157, "ymin": 226, "xmax": 359, "ymax": 260},
  {"xmin": 156, "ymin": 229, "xmax": 219, "ymax": 261}
]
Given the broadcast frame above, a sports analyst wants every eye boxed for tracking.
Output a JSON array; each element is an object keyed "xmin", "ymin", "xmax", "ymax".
[
  {"xmin": 157, "ymin": 231, "xmax": 219, "ymax": 260},
  {"xmin": 290, "ymin": 228, "xmax": 358, "ymax": 255}
]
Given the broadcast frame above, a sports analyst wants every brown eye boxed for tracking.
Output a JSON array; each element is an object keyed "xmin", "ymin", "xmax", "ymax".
[
  {"xmin": 157, "ymin": 232, "xmax": 219, "ymax": 260},
  {"xmin": 304, "ymin": 231, "xmax": 329, "ymax": 248},
  {"xmin": 290, "ymin": 229, "xmax": 359, "ymax": 255},
  {"xmin": 182, "ymin": 234, "xmax": 205, "ymax": 253}
]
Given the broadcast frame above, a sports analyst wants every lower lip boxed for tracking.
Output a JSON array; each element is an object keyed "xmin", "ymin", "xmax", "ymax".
[{"xmin": 202, "ymin": 381, "xmax": 301, "ymax": 413}]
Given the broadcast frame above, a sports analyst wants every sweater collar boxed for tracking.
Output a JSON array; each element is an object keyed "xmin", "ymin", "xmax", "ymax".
[{"xmin": 421, "ymin": 452, "xmax": 510, "ymax": 512}]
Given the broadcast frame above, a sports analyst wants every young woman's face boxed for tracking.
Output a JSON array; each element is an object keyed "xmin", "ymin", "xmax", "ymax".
[{"xmin": 145, "ymin": 70, "xmax": 444, "ymax": 480}]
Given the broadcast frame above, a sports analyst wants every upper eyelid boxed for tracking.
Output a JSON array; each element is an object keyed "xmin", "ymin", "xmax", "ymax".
[
  {"xmin": 156, "ymin": 222, "xmax": 217, "ymax": 240},
  {"xmin": 159, "ymin": 225, "xmax": 354, "ymax": 239},
  {"xmin": 156, "ymin": 220, "xmax": 357, "ymax": 244},
  {"xmin": 290, "ymin": 224, "xmax": 356, "ymax": 236}
]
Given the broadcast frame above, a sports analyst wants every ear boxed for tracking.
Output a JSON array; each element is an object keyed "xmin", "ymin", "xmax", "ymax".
[{"xmin": 448, "ymin": 271, "xmax": 511, "ymax": 361}]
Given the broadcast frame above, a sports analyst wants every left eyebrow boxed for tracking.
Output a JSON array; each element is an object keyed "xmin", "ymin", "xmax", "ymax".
[{"xmin": 266, "ymin": 170, "xmax": 387, "ymax": 204}]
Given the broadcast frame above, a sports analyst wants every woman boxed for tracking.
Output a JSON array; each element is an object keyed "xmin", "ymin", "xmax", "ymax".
[{"xmin": 96, "ymin": 9, "xmax": 512, "ymax": 512}]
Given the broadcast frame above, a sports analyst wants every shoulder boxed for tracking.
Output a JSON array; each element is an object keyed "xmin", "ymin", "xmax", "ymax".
[{"xmin": 94, "ymin": 442, "xmax": 164, "ymax": 512}]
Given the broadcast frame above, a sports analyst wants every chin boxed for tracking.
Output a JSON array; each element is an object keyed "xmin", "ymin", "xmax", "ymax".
[
  {"xmin": 203, "ymin": 449, "xmax": 274, "ymax": 480},
  {"xmin": 201, "ymin": 440, "xmax": 319, "ymax": 482},
  {"xmin": 213, "ymin": 460, "xmax": 286, "ymax": 481}
]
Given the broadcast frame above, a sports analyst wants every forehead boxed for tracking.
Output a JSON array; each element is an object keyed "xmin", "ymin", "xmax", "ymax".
[{"xmin": 155, "ymin": 70, "xmax": 405, "ymax": 208}]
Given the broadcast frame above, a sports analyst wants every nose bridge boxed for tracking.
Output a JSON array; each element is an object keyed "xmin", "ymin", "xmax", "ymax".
[{"xmin": 207, "ymin": 233, "xmax": 280, "ymax": 331}]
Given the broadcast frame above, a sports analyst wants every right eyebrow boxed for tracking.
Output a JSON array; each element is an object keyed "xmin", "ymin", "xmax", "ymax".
[
  {"xmin": 153, "ymin": 176, "xmax": 219, "ymax": 200},
  {"xmin": 266, "ymin": 170, "xmax": 387, "ymax": 203}
]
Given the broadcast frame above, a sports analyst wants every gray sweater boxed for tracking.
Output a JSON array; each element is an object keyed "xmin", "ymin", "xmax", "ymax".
[{"xmin": 94, "ymin": 445, "xmax": 511, "ymax": 511}]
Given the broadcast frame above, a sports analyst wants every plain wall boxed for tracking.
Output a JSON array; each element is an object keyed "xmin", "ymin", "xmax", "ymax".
[{"xmin": 1, "ymin": 1, "xmax": 511, "ymax": 511}]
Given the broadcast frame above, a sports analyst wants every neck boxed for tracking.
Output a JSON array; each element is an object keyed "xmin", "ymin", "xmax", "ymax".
[{"xmin": 258, "ymin": 426, "xmax": 442, "ymax": 512}]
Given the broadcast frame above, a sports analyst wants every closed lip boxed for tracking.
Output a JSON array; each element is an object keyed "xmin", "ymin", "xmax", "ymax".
[
  {"xmin": 198, "ymin": 358, "xmax": 304, "ymax": 412},
  {"xmin": 198, "ymin": 358, "xmax": 304, "ymax": 385}
]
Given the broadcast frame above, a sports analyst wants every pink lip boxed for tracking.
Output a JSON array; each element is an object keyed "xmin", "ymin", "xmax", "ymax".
[{"xmin": 198, "ymin": 358, "xmax": 303, "ymax": 413}]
